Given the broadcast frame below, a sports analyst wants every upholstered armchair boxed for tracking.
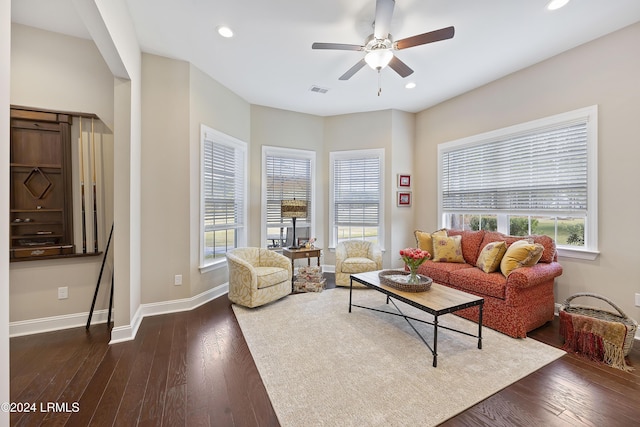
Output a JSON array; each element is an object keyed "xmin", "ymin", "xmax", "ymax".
[
  {"xmin": 335, "ymin": 240, "xmax": 383, "ymax": 287},
  {"xmin": 226, "ymin": 247, "xmax": 292, "ymax": 308}
]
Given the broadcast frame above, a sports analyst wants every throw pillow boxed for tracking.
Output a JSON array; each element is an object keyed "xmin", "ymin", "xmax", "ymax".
[
  {"xmin": 432, "ymin": 234, "xmax": 465, "ymax": 263},
  {"xmin": 414, "ymin": 229, "xmax": 446, "ymax": 255},
  {"xmin": 500, "ymin": 239, "xmax": 544, "ymax": 277},
  {"xmin": 476, "ymin": 241, "xmax": 507, "ymax": 273}
]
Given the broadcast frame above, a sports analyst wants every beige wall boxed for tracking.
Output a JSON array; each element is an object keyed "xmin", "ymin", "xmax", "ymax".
[
  {"xmin": 11, "ymin": 24, "xmax": 115, "ymax": 128},
  {"xmin": 415, "ymin": 22, "xmax": 640, "ymax": 320},
  {"xmin": 139, "ymin": 55, "xmax": 252, "ymax": 303},
  {"xmin": 389, "ymin": 110, "xmax": 416, "ymax": 269},
  {"xmin": 9, "ymin": 24, "xmax": 115, "ymax": 322},
  {"xmin": 322, "ymin": 110, "xmax": 420, "ymax": 269},
  {"xmin": 188, "ymin": 63, "xmax": 251, "ymax": 297},
  {"xmin": 323, "ymin": 110, "xmax": 393, "ymax": 267},
  {"xmin": 2, "ymin": 0, "xmax": 12, "ymax": 418},
  {"xmin": 250, "ymin": 105, "xmax": 325, "ymax": 248},
  {"xmin": 140, "ymin": 53, "xmax": 191, "ymax": 304}
]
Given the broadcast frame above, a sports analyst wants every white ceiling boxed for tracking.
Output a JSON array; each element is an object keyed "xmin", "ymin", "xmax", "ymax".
[{"xmin": 11, "ymin": 0, "xmax": 640, "ymax": 117}]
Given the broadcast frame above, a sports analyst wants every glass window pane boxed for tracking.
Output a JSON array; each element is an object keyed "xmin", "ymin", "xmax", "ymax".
[
  {"xmin": 336, "ymin": 226, "xmax": 379, "ymax": 245},
  {"xmin": 558, "ymin": 217, "xmax": 585, "ymax": 247},
  {"xmin": 532, "ymin": 216, "xmax": 555, "ymax": 239},
  {"xmin": 509, "ymin": 216, "xmax": 532, "ymax": 236},
  {"xmin": 466, "ymin": 215, "xmax": 497, "ymax": 231},
  {"xmin": 447, "ymin": 213, "xmax": 465, "ymax": 230}
]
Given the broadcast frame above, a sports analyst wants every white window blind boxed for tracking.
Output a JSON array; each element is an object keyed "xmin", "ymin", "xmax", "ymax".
[
  {"xmin": 441, "ymin": 120, "xmax": 588, "ymax": 213},
  {"xmin": 333, "ymin": 155, "xmax": 382, "ymax": 227},
  {"xmin": 265, "ymin": 154, "xmax": 311, "ymax": 227},
  {"xmin": 203, "ymin": 139, "xmax": 245, "ymax": 231},
  {"xmin": 201, "ymin": 126, "xmax": 246, "ymax": 268}
]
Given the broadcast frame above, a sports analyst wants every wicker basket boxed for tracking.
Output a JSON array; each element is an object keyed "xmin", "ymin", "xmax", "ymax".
[
  {"xmin": 560, "ymin": 293, "xmax": 637, "ymax": 356},
  {"xmin": 378, "ymin": 270, "xmax": 432, "ymax": 292}
]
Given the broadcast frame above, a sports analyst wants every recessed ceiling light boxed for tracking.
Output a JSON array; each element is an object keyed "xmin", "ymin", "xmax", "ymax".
[
  {"xmin": 217, "ymin": 26, "xmax": 234, "ymax": 38},
  {"xmin": 546, "ymin": 0, "xmax": 570, "ymax": 11},
  {"xmin": 405, "ymin": 82, "xmax": 417, "ymax": 89}
]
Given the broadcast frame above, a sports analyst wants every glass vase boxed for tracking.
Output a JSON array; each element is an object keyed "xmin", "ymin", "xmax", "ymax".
[{"xmin": 407, "ymin": 268, "xmax": 420, "ymax": 284}]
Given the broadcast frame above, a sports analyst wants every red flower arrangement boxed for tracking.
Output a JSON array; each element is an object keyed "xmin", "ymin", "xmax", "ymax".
[
  {"xmin": 400, "ymin": 247, "xmax": 431, "ymax": 284},
  {"xmin": 400, "ymin": 247, "xmax": 431, "ymax": 271}
]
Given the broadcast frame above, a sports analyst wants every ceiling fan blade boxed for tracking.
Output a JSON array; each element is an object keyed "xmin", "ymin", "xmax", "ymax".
[
  {"xmin": 388, "ymin": 56, "xmax": 413, "ymax": 78},
  {"xmin": 312, "ymin": 42, "xmax": 364, "ymax": 51},
  {"xmin": 373, "ymin": 0, "xmax": 395, "ymax": 40},
  {"xmin": 394, "ymin": 26, "xmax": 455, "ymax": 50},
  {"xmin": 339, "ymin": 59, "xmax": 367, "ymax": 80}
]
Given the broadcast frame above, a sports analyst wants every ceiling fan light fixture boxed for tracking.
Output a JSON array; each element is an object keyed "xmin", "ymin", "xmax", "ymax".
[
  {"xmin": 546, "ymin": 0, "xmax": 570, "ymax": 11},
  {"xmin": 405, "ymin": 82, "xmax": 417, "ymax": 89},
  {"xmin": 365, "ymin": 49, "xmax": 393, "ymax": 70}
]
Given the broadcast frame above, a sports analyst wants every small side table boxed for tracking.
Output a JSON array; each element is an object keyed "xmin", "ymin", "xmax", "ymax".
[{"xmin": 281, "ymin": 247, "xmax": 322, "ymax": 291}]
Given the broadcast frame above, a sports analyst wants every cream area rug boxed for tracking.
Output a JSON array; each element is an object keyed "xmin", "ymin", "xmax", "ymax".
[{"xmin": 232, "ymin": 288, "xmax": 565, "ymax": 426}]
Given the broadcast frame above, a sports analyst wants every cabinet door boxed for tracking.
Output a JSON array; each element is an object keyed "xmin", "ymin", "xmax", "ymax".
[{"xmin": 10, "ymin": 108, "xmax": 74, "ymax": 260}]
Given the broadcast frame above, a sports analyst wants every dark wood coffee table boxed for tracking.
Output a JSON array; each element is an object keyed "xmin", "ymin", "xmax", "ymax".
[{"xmin": 349, "ymin": 270, "xmax": 484, "ymax": 367}]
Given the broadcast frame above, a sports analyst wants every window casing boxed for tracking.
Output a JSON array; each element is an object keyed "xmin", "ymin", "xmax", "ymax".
[
  {"xmin": 261, "ymin": 146, "xmax": 315, "ymax": 248},
  {"xmin": 330, "ymin": 149, "xmax": 384, "ymax": 249},
  {"xmin": 438, "ymin": 106, "xmax": 598, "ymax": 259},
  {"xmin": 200, "ymin": 125, "xmax": 247, "ymax": 269}
]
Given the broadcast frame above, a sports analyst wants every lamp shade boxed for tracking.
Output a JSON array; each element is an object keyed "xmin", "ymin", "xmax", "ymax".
[
  {"xmin": 365, "ymin": 49, "xmax": 393, "ymax": 70},
  {"xmin": 281, "ymin": 199, "xmax": 308, "ymax": 219}
]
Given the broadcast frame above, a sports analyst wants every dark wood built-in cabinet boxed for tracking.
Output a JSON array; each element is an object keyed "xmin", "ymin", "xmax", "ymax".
[{"xmin": 10, "ymin": 107, "xmax": 75, "ymax": 260}]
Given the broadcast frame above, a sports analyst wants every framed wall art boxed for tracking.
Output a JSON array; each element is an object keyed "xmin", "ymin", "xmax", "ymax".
[
  {"xmin": 397, "ymin": 191, "xmax": 412, "ymax": 207},
  {"xmin": 397, "ymin": 174, "xmax": 411, "ymax": 188}
]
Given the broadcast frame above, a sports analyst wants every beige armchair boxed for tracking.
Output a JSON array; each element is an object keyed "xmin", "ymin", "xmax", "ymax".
[
  {"xmin": 226, "ymin": 247, "xmax": 292, "ymax": 308},
  {"xmin": 335, "ymin": 240, "xmax": 383, "ymax": 287}
]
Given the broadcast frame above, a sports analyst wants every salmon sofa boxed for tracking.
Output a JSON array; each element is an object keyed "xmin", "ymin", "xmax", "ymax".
[{"xmin": 415, "ymin": 229, "xmax": 563, "ymax": 338}]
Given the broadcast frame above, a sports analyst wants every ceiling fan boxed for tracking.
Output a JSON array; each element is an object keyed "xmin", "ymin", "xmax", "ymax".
[{"xmin": 312, "ymin": 0, "xmax": 455, "ymax": 81}]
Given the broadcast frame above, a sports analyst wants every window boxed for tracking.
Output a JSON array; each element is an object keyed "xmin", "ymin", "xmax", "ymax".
[
  {"xmin": 438, "ymin": 106, "xmax": 598, "ymax": 259},
  {"xmin": 201, "ymin": 125, "xmax": 247, "ymax": 269},
  {"xmin": 261, "ymin": 146, "xmax": 315, "ymax": 248},
  {"xmin": 330, "ymin": 149, "xmax": 384, "ymax": 248}
]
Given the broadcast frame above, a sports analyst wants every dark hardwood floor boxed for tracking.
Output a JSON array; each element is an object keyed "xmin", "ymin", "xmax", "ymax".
[{"xmin": 10, "ymin": 276, "xmax": 640, "ymax": 426}]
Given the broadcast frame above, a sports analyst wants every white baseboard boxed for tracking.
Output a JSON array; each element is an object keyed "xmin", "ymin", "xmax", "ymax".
[
  {"xmin": 322, "ymin": 264, "xmax": 334, "ymax": 273},
  {"xmin": 10, "ymin": 284, "xmax": 229, "ymax": 342},
  {"xmin": 554, "ymin": 302, "xmax": 561, "ymax": 316},
  {"xmin": 109, "ymin": 284, "xmax": 229, "ymax": 344},
  {"xmin": 10, "ymin": 309, "xmax": 111, "ymax": 337}
]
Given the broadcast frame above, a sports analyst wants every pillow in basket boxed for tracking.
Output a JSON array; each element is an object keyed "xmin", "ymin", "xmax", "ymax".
[
  {"xmin": 432, "ymin": 234, "xmax": 465, "ymax": 263},
  {"xmin": 476, "ymin": 241, "xmax": 507, "ymax": 273},
  {"xmin": 500, "ymin": 239, "xmax": 544, "ymax": 277}
]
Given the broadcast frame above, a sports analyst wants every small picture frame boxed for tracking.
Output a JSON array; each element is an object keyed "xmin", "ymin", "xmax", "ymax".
[
  {"xmin": 397, "ymin": 191, "xmax": 412, "ymax": 207},
  {"xmin": 398, "ymin": 174, "xmax": 411, "ymax": 188}
]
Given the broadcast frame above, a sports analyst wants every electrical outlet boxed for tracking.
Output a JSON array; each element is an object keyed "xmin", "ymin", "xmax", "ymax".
[
  {"xmin": 174, "ymin": 274, "xmax": 182, "ymax": 286},
  {"xmin": 58, "ymin": 286, "xmax": 68, "ymax": 300},
  {"xmin": 635, "ymin": 293, "xmax": 640, "ymax": 307}
]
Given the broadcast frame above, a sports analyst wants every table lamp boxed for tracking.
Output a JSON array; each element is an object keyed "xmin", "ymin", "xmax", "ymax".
[{"xmin": 281, "ymin": 199, "xmax": 308, "ymax": 249}]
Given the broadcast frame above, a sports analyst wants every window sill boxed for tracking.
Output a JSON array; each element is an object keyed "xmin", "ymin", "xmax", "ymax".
[
  {"xmin": 199, "ymin": 259, "xmax": 227, "ymax": 274},
  {"xmin": 557, "ymin": 247, "xmax": 600, "ymax": 261}
]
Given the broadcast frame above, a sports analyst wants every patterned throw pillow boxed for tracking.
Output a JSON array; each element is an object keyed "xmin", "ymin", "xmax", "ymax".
[
  {"xmin": 500, "ymin": 239, "xmax": 544, "ymax": 277},
  {"xmin": 475, "ymin": 241, "xmax": 507, "ymax": 273},
  {"xmin": 414, "ymin": 229, "xmax": 447, "ymax": 255},
  {"xmin": 432, "ymin": 234, "xmax": 465, "ymax": 263}
]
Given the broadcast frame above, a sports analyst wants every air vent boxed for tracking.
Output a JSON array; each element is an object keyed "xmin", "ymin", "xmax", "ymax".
[{"xmin": 309, "ymin": 85, "xmax": 329, "ymax": 94}]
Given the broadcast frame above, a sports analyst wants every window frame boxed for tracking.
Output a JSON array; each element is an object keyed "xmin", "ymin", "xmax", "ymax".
[
  {"xmin": 199, "ymin": 125, "xmax": 248, "ymax": 271},
  {"xmin": 329, "ymin": 148, "xmax": 385, "ymax": 250},
  {"xmin": 260, "ymin": 146, "xmax": 316, "ymax": 248},
  {"xmin": 437, "ymin": 106, "xmax": 598, "ymax": 260}
]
